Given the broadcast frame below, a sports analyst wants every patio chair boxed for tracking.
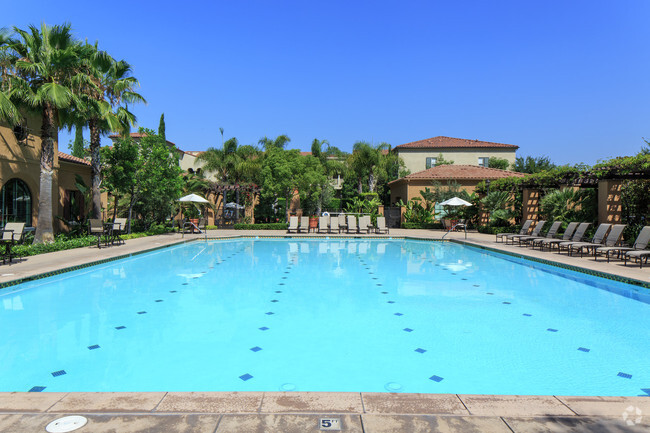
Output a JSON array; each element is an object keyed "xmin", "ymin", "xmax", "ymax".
[
  {"xmin": 535, "ymin": 222, "xmax": 579, "ymax": 250},
  {"xmin": 338, "ymin": 214, "xmax": 348, "ymax": 231},
  {"xmin": 317, "ymin": 216, "xmax": 329, "ymax": 233},
  {"xmin": 329, "ymin": 217, "xmax": 340, "ymax": 234},
  {"xmin": 625, "ymin": 243, "xmax": 650, "ymax": 268},
  {"xmin": 298, "ymin": 216, "xmax": 309, "ymax": 233},
  {"xmin": 595, "ymin": 226, "xmax": 650, "ymax": 262},
  {"xmin": 496, "ymin": 220, "xmax": 533, "ymax": 243},
  {"xmin": 519, "ymin": 221, "xmax": 561, "ymax": 247},
  {"xmin": 89, "ymin": 219, "xmax": 110, "ymax": 248},
  {"xmin": 375, "ymin": 216, "xmax": 389, "ymax": 234},
  {"xmin": 112, "ymin": 217, "xmax": 127, "ymax": 245},
  {"xmin": 508, "ymin": 220, "xmax": 545, "ymax": 245},
  {"xmin": 347, "ymin": 215, "xmax": 358, "ymax": 234},
  {"xmin": 559, "ymin": 223, "xmax": 610, "ymax": 255},
  {"xmin": 568, "ymin": 224, "xmax": 625, "ymax": 258},
  {"xmin": 287, "ymin": 216, "xmax": 299, "ymax": 233},
  {"xmin": 358, "ymin": 216, "xmax": 371, "ymax": 234},
  {"xmin": 554, "ymin": 222, "xmax": 591, "ymax": 253},
  {"xmin": 1, "ymin": 222, "xmax": 25, "ymax": 264}
]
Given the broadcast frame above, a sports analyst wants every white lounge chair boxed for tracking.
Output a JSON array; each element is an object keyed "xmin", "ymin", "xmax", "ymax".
[
  {"xmin": 375, "ymin": 216, "xmax": 389, "ymax": 234},
  {"xmin": 299, "ymin": 216, "xmax": 309, "ymax": 233},
  {"xmin": 287, "ymin": 216, "xmax": 299, "ymax": 233},
  {"xmin": 358, "ymin": 216, "xmax": 370, "ymax": 234},
  {"xmin": 347, "ymin": 215, "xmax": 357, "ymax": 234},
  {"xmin": 330, "ymin": 217, "xmax": 340, "ymax": 234},
  {"xmin": 318, "ymin": 216, "xmax": 329, "ymax": 233}
]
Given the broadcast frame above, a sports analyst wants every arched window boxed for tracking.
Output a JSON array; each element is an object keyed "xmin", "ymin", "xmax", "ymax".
[{"xmin": 1, "ymin": 179, "xmax": 32, "ymax": 226}]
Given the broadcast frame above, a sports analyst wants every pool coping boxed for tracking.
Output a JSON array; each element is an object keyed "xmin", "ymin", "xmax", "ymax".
[{"xmin": 1, "ymin": 232, "xmax": 648, "ymax": 431}]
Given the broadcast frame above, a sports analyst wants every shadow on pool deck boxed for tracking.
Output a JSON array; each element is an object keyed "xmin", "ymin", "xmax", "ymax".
[{"xmin": 0, "ymin": 229, "xmax": 648, "ymax": 432}]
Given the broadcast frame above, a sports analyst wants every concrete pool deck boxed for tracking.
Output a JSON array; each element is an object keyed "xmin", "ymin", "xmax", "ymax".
[{"xmin": 0, "ymin": 229, "xmax": 648, "ymax": 432}]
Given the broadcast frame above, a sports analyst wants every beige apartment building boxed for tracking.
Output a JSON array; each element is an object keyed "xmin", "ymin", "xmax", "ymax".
[{"xmin": 395, "ymin": 136, "xmax": 518, "ymax": 174}]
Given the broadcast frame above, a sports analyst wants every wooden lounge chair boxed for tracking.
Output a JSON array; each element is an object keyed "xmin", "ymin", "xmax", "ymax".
[
  {"xmin": 287, "ymin": 216, "xmax": 299, "ymax": 233},
  {"xmin": 569, "ymin": 224, "xmax": 625, "ymax": 258},
  {"xmin": 317, "ymin": 216, "xmax": 329, "ymax": 233},
  {"xmin": 375, "ymin": 216, "xmax": 389, "ymax": 234},
  {"xmin": 496, "ymin": 220, "xmax": 533, "ymax": 243},
  {"xmin": 330, "ymin": 217, "xmax": 340, "ymax": 234},
  {"xmin": 554, "ymin": 222, "xmax": 592, "ymax": 253},
  {"xmin": 596, "ymin": 226, "xmax": 650, "ymax": 262},
  {"xmin": 89, "ymin": 218, "xmax": 109, "ymax": 248},
  {"xmin": 519, "ymin": 221, "xmax": 561, "ymax": 247},
  {"xmin": 560, "ymin": 223, "xmax": 610, "ymax": 255},
  {"xmin": 535, "ymin": 222, "xmax": 579, "ymax": 250},
  {"xmin": 508, "ymin": 221, "xmax": 545, "ymax": 245},
  {"xmin": 347, "ymin": 215, "xmax": 358, "ymax": 234},
  {"xmin": 299, "ymin": 216, "xmax": 309, "ymax": 233},
  {"xmin": 1, "ymin": 222, "xmax": 25, "ymax": 264}
]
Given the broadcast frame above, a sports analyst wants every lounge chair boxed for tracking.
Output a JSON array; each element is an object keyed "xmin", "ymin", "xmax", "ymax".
[
  {"xmin": 299, "ymin": 216, "xmax": 309, "ymax": 233},
  {"xmin": 358, "ymin": 216, "xmax": 371, "ymax": 234},
  {"xmin": 287, "ymin": 216, "xmax": 299, "ymax": 233},
  {"xmin": 560, "ymin": 223, "xmax": 610, "ymax": 255},
  {"xmin": 318, "ymin": 216, "xmax": 329, "ymax": 233},
  {"xmin": 554, "ymin": 222, "xmax": 592, "ymax": 253},
  {"xmin": 534, "ymin": 222, "xmax": 579, "ymax": 250},
  {"xmin": 112, "ymin": 217, "xmax": 127, "ymax": 245},
  {"xmin": 330, "ymin": 217, "xmax": 340, "ymax": 234},
  {"xmin": 338, "ymin": 214, "xmax": 348, "ymax": 231},
  {"xmin": 496, "ymin": 220, "xmax": 533, "ymax": 243},
  {"xmin": 519, "ymin": 221, "xmax": 561, "ymax": 247},
  {"xmin": 568, "ymin": 224, "xmax": 625, "ymax": 258},
  {"xmin": 1, "ymin": 222, "xmax": 25, "ymax": 264},
  {"xmin": 89, "ymin": 219, "xmax": 109, "ymax": 248},
  {"xmin": 596, "ymin": 226, "xmax": 650, "ymax": 262},
  {"xmin": 508, "ymin": 221, "xmax": 545, "ymax": 245},
  {"xmin": 347, "ymin": 215, "xmax": 358, "ymax": 234},
  {"xmin": 376, "ymin": 216, "xmax": 389, "ymax": 234},
  {"xmin": 625, "ymin": 244, "xmax": 650, "ymax": 268}
]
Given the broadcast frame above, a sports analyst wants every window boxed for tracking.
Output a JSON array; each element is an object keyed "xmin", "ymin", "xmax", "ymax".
[
  {"xmin": 425, "ymin": 157, "xmax": 438, "ymax": 169},
  {"xmin": 478, "ymin": 157, "xmax": 489, "ymax": 167},
  {"xmin": 0, "ymin": 179, "xmax": 32, "ymax": 226}
]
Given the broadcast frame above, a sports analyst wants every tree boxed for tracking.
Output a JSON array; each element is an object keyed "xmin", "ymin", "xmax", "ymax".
[
  {"xmin": 68, "ymin": 127, "xmax": 87, "ymax": 158},
  {"xmin": 258, "ymin": 134, "xmax": 291, "ymax": 151},
  {"xmin": 158, "ymin": 113, "xmax": 165, "ymax": 140},
  {"xmin": 434, "ymin": 153, "xmax": 454, "ymax": 166},
  {"xmin": 488, "ymin": 157, "xmax": 509, "ymax": 170},
  {"xmin": 1, "ymin": 23, "xmax": 87, "ymax": 243},
  {"xmin": 101, "ymin": 137, "xmax": 138, "ymax": 223},
  {"xmin": 512, "ymin": 156, "xmax": 555, "ymax": 174}
]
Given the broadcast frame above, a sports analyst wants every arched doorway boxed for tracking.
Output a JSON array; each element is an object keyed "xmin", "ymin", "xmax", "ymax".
[{"xmin": 1, "ymin": 178, "xmax": 32, "ymax": 226}]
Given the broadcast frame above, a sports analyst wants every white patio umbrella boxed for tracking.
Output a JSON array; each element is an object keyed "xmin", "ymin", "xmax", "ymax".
[
  {"xmin": 178, "ymin": 193, "xmax": 209, "ymax": 203},
  {"xmin": 439, "ymin": 197, "xmax": 472, "ymax": 207}
]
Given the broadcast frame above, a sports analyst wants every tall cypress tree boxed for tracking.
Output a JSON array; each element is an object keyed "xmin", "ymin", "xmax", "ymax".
[
  {"xmin": 72, "ymin": 127, "xmax": 85, "ymax": 158},
  {"xmin": 158, "ymin": 113, "xmax": 166, "ymax": 140}
]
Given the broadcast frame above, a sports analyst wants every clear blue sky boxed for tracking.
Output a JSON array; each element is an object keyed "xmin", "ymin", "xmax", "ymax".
[{"xmin": 6, "ymin": 0, "xmax": 650, "ymax": 165}]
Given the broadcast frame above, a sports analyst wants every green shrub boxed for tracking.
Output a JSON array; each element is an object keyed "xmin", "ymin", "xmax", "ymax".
[
  {"xmin": 327, "ymin": 198, "xmax": 341, "ymax": 210},
  {"xmin": 401, "ymin": 222, "xmax": 444, "ymax": 229},
  {"xmin": 476, "ymin": 225, "xmax": 519, "ymax": 234},
  {"xmin": 233, "ymin": 223, "xmax": 288, "ymax": 230}
]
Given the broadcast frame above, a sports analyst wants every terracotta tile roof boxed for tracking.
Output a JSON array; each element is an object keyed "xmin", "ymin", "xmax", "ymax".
[
  {"xmin": 58, "ymin": 152, "xmax": 90, "ymax": 166},
  {"xmin": 184, "ymin": 151, "xmax": 204, "ymax": 157},
  {"xmin": 389, "ymin": 164, "xmax": 525, "ymax": 184},
  {"xmin": 395, "ymin": 136, "xmax": 519, "ymax": 150}
]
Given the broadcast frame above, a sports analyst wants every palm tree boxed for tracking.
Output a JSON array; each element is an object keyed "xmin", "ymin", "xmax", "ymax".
[
  {"xmin": 198, "ymin": 137, "xmax": 260, "ymax": 220},
  {"xmin": 2, "ymin": 23, "xmax": 87, "ymax": 243},
  {"xmin": 347, "ymin": 141, "xmax": 391, "ymax": 194},
  {"xmin": 258, "ymin": 134, "xmax": 290, "ymax": 151}
]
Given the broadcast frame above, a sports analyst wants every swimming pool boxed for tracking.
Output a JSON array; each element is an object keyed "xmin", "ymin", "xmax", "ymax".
[{"xmin": 1, "ymin": 238, "xmax": 649, "ymax": 396}]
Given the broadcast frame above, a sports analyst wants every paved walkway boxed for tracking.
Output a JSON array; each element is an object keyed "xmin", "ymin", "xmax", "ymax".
[{"xmin": 0, "ymin": 229, "xmax": 648, "ymax": 432}]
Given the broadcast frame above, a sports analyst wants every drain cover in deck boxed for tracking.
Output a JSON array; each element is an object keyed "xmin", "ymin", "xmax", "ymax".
[{"xmin": 46, "ymin": 416, "xmax": 88, "ymax": 432}]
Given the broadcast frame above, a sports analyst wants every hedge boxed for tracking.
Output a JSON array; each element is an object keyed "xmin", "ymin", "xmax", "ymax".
[
  {"xmin": 401, "ymin": 222, "xmax": 445, "ymax": 229},
  {"xmin": 476, "ymin": 225, "xmax": 519, "ymax": 234},
  {"xmin": 233, "ymin": 223, "xmax": 288, "ymax": 230}
]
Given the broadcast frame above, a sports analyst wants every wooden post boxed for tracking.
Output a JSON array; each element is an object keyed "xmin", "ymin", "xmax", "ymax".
[{"xmin": 522, "ymin": 188, "xmax": 540, "ymax": 222}]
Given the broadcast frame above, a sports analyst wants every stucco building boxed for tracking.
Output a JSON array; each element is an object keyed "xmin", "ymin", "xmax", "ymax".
[
  {"xmin": 394, "ymin": 136, "xmax": 519, "ymax": 174},
  {"xmin": 1, "ymin": 118, "xmax": 92, "ymax": 232}
]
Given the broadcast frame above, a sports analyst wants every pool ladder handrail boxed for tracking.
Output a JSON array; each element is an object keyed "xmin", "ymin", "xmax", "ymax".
[{"xmin": 442, "ymin": 223, "xmax": 467, "ymax": 239}]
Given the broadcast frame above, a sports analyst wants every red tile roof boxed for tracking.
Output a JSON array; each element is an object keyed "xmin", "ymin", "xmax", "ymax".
[
  {"xmin": 389, "ymin": 164, "xmax": 525, "ymax": 184},
  {"xmin": 184, "ymin": 151, "xmax": 204, "ymax": 157},
  {"xmin": 395, "ymin": 136, "xmax": 518, "ymax": 150},
  {"xmin": 58, "ymin": 152, "xmax": 90, "ymax": 166}
]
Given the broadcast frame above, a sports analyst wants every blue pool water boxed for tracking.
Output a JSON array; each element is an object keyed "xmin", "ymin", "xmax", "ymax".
[{"xmin": 1, "ymin": 238, "xmax": 649, "ymax": 396}]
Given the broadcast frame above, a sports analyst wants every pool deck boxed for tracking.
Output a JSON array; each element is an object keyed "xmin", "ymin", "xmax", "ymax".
[{"xmin": 0, "ymin": 229, "xmax": 648, "ymax": 432}]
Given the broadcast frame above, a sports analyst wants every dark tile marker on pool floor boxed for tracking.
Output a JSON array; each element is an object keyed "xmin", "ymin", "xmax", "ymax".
[
  {"xmin": 618, "ymin": 372, "xmax": 633, "ymax": 379},
  {"xmin": 265, "ymin": 312, "xmax": 274, "ymax": 315},
  {"xmin": 415, "ymin": 348, "xmax": 427, "ymax": 353},
  {"xmin": 523, "ymin": 313, "xmax": 532, "ymax": 316},
  {"xmin": 250, "ymin": 346, "xmax": 262, "ymax": 352},
  {"xmin": 51, "ymin": 370, "xmax": 66, "ymax": 377},
  {"xmin": 28, "ymin": 386, "xmax": 45, "ymax": 392},
  {"xmin": 88, "ymin": 345, "xmax": 100, "ymax": 350},
  {"xmin": 394, "ymin": 313, "xmax": 404, "ymax": 316},
  {"xmin": 547, "ymin": 328, "xmax": 558, "ymax": 332},
  {"xmin": 578, "ymin": 347, "xmax": 590, "ymax": 352},
  {"xmin": 502, "ymin": 302, "xmax": 511, "ymax": 304},
  {"xmin": 258, "ymin": 327, "xmax": 269, "ymax": 331},
  {"xmin": 155, "ymin": 299, "xmax": 163, "ymax": 302},
  {"xmin": 115, "ymin": 326, "xmax": 126, "ymax": 330},
  {"xmin": 429, "ymin": 375, "xmax": 444, "ymax": 382},
  {"xmin": 239, "ymin": 373, "xmax": 253, "ymax": 381},
  {"xmin": 170, "ymin": 290, "xmax": 177, "ymax": 293},
  {"xmin": 137, "ymin": 311, "xmax": 147, "ymax": 314}
]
